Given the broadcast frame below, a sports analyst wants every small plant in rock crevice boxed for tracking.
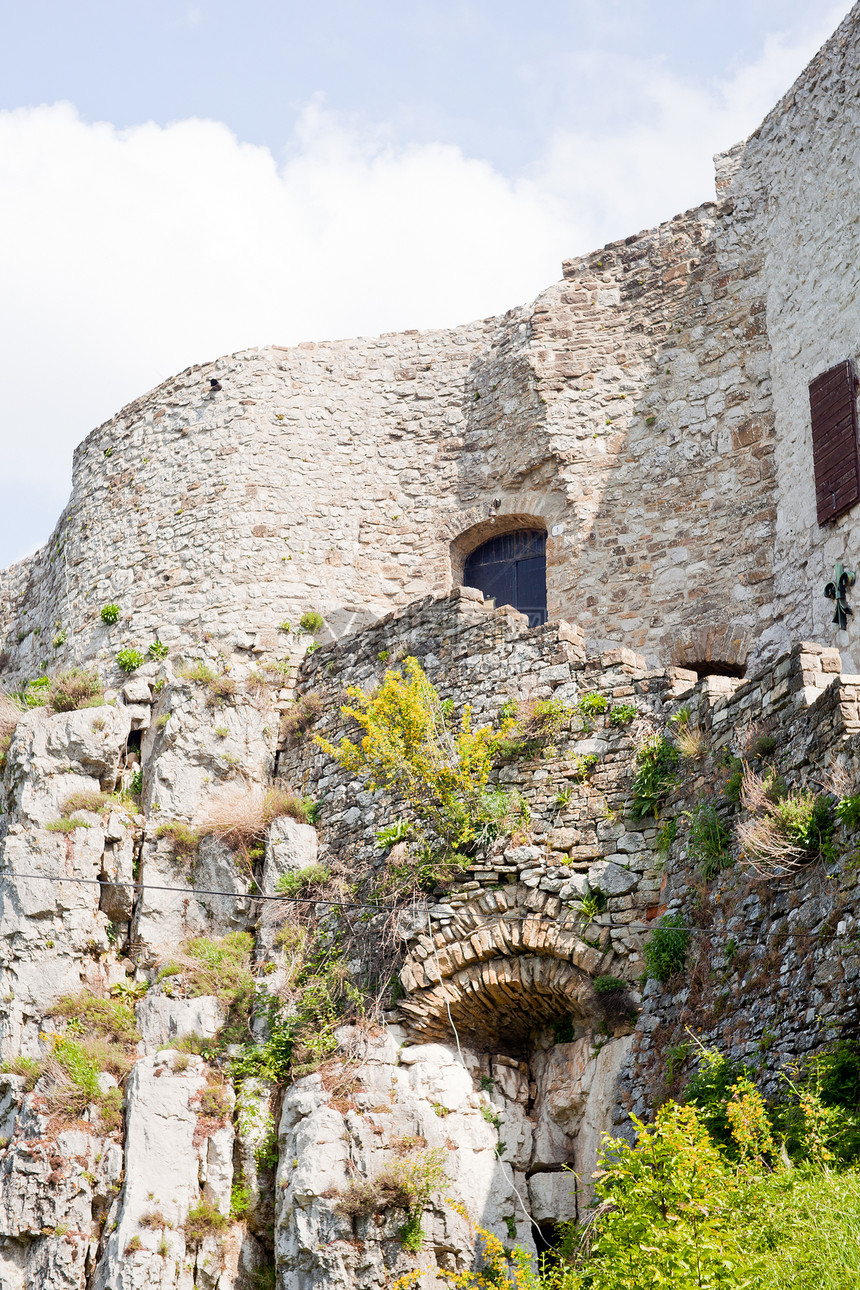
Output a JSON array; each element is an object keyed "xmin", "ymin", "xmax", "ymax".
[
  {"xmin": 183, "ymin": 1199, "xmax": 228, "ymax": 1242},
  {"xmin": 156, "ymin": 820, "xmax": 201, "ymax": 862},
  {"xmin": 24, "ymin": 669, "xmax": 103, "ymax": 713},
  {"xmin": 738, "ymin": 766, "xmax": 835, "ymax": 874},
  {"xmin": 100, "ymin": 604, "xmax": 120, "ymax": 625},
  {"xmin": 336, "ymin": 1147, "xmax": 447, "ymax": 1252},
  {"xmin": 116, "ymin": 648, "xmax": 144, "ymax": 673},
  {"xmin": 610, "ymin": 703, "xmax": 637, "ymax": 727},
  {"xmin": 299, "ymin": 611, "xmax": 325, "ymax": 636},
  {"xmin": 571, "ymin": 753, "xmax": 599, "ymax": 783},
  {"xmin": 497, "ymin": 696, "xmax": 572, "ymax": 760},
  {"xmin": 578, "ymin": 691, "xmax": 609, "ymax": 717},
  {"xmin": 280, "ymin": 692, "xmax": 323, "ymax": 744},
  {"xmin": 656, "ymin": 815, "xmax": 678, "ymax": 857},
  {"xmin": 275, "ymin": 864, "xmax": 331, "ymax": 899},
  {"xmin": 837, "ymin": 794, "xmax": 860, "ymax": 829},
  {"xmin": 376, "ymin": 818, "xmax": 411, "ymax": 849}
]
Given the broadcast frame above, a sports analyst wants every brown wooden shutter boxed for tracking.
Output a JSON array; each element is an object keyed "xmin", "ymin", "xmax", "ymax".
[{"xmin": 809, "ymin": 358, "xmax": 860, "ymax": 525}]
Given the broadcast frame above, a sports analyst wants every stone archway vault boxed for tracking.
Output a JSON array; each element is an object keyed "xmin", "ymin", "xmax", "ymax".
[{"xmin": 397, "ymin": 886, "xmax": 613, "ymax": 1056}]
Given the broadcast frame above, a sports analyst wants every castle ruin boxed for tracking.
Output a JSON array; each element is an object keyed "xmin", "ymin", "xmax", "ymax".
[{"xmin": 0, "ymin": 8, "xmax": 859, "ymax": 1289}]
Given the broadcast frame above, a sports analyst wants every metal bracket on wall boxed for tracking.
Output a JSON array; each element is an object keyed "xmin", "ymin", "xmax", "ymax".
[{"xmin": 824, "ymin": 561, "xmax": 856, "ymax": 630}]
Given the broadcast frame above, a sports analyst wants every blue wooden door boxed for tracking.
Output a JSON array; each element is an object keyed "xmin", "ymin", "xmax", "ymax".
[{"xmin": 463, "ymin": 531, "xmax": 547, "ymax": 626}]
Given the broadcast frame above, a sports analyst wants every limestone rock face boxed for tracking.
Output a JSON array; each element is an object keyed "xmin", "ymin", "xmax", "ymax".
[
  {"xmin": 91, "ymin": 1051, "xmax": 237, "ymax": 1290},
  {"xmin": 275, "ymin": 1030, "xmax": 532, "ymax": 1290},
  {"xmin": 261, "ymin": 817, "xmax": 318, "ymax": 893},
  {"xmin": 136, "ymin": 991, "xmax": 226, "ymax": 1054}
]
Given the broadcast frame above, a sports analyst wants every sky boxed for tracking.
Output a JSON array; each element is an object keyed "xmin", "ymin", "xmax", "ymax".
[{"xmin": 0, "ymin": 0, "xmax": 851, "ymax": 568}]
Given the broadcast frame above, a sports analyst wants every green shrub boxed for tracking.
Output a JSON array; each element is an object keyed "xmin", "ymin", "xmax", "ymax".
[
  {"xmin": 130, "ymin": 769, "xmax": 143, "ymax": 798},
  {"xmin": 275, "ymin": 864, "xmax": 331, "ymax": 898},
  {"xmin": 147, "ymin": 639, "xmax": 168, "ymax": 661},
  {"xmin": 644, "ymin": 911, "xmax": 690, "ymax": 982},
  {"xmin": 837, "ymin": 794, "xmax": 860, "ymax": 829},
  {"xmin": 683, "ymin": 1047, "xmax": 754, "ymax": 1152},
  {"xmin": 578, "ymin": 691, "xmax": 609, "ymax": 716},
  {"xmin": 316, "ymin": 657, "xmax": 520, "ymax": 857},
  {"xmin": 630, "ymin": 734, "xmax": 679, "ymax": 818},
  {"xmin": 299, "ymin": 611, "xmax": 325, "ymax": 636},
  {"xmin": 750, "ymin": 733, "xmax": 776, "ymax": 758},
  {"xmin": 686, "ymin": 802, "xmax": 732, "ymax": 879},
  {"xmin": 609, "ymin": 703, "xmax": 637, "ymax": 727},
  {"xmin": 116, "ymin": 648, "xmax": 144, "ymax": 673},
  {"xmin": 100, "ymin": 604, "xmax": 120, "ymax": 624}
]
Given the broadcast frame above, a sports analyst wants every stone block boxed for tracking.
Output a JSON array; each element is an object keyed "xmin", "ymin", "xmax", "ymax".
[{"xmin": 588, "ymin": 861, "xmax": 638, "ymax": 897}]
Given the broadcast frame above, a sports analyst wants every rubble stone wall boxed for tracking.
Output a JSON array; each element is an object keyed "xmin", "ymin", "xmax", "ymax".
[{"xmin": 725, "ymin": 1, "xmax": 860, "ymax": 670}]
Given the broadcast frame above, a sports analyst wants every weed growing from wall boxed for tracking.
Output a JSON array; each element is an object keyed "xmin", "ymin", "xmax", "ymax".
[
  {"xmin": 686, "ymin": 803, "xmax": 733, "ymax": 879},
  {"xmin": 630, "ymin": 734, "xmax": 679, "ymax": 818},
  {"xmin": 644, "ymin": 912, "xmax": 690, "ymax": 981}
]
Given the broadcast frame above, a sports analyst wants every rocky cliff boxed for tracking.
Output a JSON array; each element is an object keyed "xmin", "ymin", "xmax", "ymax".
[{"xmin": 0, "ymin": 585, "xmax": 857, "ymax": 1289}]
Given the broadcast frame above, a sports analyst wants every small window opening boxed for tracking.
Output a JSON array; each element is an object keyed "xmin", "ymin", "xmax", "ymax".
[
  {"xmin": 463, "ymin": 530, "xmax": 547, "ymax": 626},
  {"xmin": 687, "ymin": 661, "xmax": 746, "ymax": 680}
]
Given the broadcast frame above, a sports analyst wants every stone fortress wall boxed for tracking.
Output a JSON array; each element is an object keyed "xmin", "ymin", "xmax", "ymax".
[{"xmin": 7, "ymin": 8, "xmax": 860, "ymax": 685}]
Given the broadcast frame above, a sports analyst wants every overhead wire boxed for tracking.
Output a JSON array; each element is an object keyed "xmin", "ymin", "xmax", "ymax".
[{"xmin": 3, "ymin": 870, "xmax": 400, "ymax": 911}]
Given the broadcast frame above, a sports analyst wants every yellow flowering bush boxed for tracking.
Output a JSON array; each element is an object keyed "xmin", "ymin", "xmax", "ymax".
[{"xmin": 316, "ymin": 657, "xmax": 521, "ymax": 857}]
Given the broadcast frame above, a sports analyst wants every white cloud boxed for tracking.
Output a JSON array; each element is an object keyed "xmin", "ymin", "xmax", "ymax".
[
  {"xmin": 0, "ymin": 100, "xmax": 568, "ymax": 511},
  {"xmin": 0, "ymin": 3, "xmax": 850, "ymax": 564},
  {"xmin": 533, "ymin": 4, "xmax": 849, "ymax": 247}
]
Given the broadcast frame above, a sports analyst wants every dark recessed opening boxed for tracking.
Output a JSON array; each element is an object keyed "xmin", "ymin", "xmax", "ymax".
[
  {"xmin": 687, "ymin": 661, "xmax": 746, "ymax": 680},
  {"xmin": 531, "ymin": 1220, "xmax": 563, "ymax": 1259},
  {"xmin": 126, "ymin": 729, "xmax": 143, "ymax": 754}
]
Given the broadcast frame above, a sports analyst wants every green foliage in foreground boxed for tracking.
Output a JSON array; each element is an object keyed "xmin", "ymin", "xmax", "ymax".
[{"xmin": 449, "ymin": 1045, "xmax": 860, "ymax": 1290}]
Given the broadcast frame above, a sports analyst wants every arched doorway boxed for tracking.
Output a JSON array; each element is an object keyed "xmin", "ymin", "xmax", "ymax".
[{"xmin": 463, "ymin": 529, "xmax": 547, "ymax": 626}]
